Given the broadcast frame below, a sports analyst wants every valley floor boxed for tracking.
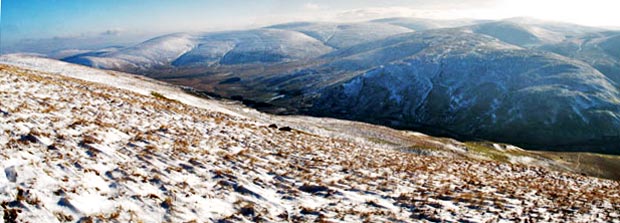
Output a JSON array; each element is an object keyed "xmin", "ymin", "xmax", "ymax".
[{"xmin": 1, "ymin": 64, "xmax": 619, "ymax": 222}]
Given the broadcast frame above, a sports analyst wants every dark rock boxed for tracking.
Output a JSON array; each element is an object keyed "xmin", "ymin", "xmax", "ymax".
[
  {"xmin": 19, "ymin": 134, "xmax": 38, "ymax": 143},
  {"xmin": 234, "ymin": 185, "xmax": 263, "ymax": 199},
  {"xmin": 179, "ymin": 163, "xmax": 195, "ymax": 172},
  {"xmin": 160, "ymin": 198, "xmax": 172, "ymax": 209},
  {"xmin": 47, "ymin": 144, "xmax": 58, "ymax": 150},
  {"xmin": 219, "ymin": 77, "xmax": 242, "ymax": 85},
  {"xmin": 77, "ymin": 216, "xmax": 95, "ymax": 223},
  {"xmin": 239, "ymin": 205, "xmax": 255, "ymax": 216},
  {"xmin": 366, "ymin": 200, "xmax": 386, "ymax": 209},
  {"xmin": 300, "ymin": 207, "xmax": 320, "ymax": 215},
  {"xmin": 299, "ymin": 184, "xmax": 329, "ymax": 194},
  {"xmin": 278, "ymin": 126, "xmax": 292, "ymax": 132},
  {"xmin": 3, "ymin": 208, "xmax": 20, "ymax": 223},
  {"xmin": 4, "ymin": 166, "xmax": 17, "ymax": 182},
  {"xmin": 57, "ymin": 197, "xmax": 78, "ymax": 212}
]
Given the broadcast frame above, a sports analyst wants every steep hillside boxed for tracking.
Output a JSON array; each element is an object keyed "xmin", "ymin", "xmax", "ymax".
[
  {"xmin": 539, "ymin": 31, "xmax": 620, "ymax": 84},
  {"xmin": 2, "ymin": 56, "xmax": 620, "ymax": 222},
  {"xmin": 309, "ymin": 30, "xmax": 620, "ymax": 153}
]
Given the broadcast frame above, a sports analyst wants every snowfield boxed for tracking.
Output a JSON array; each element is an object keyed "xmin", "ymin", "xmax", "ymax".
[{"xmin": 1, "ymin": 56, "xmax": 619, "ymax": 222}]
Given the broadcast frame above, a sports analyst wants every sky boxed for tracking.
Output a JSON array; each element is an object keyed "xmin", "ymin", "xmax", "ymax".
[{"xmin": 2, "ymin": 0, "xmax": 620, "ymax": 53}]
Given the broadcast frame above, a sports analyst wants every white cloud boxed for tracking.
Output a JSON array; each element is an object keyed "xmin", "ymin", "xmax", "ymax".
[
  {"xmin": 303, "ymin": 2, "xmax": 322, "ymax": 10},
  {"xmin": 329, "ymin": 7, "xmax": 488, "ymax": 22},
  {"xmin": 269, "ymin": 0, "xmax": 620, "ymax": 27},
  {"xmin": 334, "ymin": 7, "xmax": 418, "ymax": 21},
  {"xmin": 248, "ymin": 5, "xmax": 490, "ymax": 28},
  {"xmin": 100, "ymin": 29, "xmax": 123, "ymax": 36},
  {"xmin": 493, "ymin": 0, "xmax": 620, "ymax": 27}
]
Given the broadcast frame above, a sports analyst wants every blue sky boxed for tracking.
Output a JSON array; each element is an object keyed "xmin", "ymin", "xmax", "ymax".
[
  {"xmin": 2, "ymin": 0, "xmax": 620, "ymax": 53},
  {"xmin": 2, "ymin": 0, "xmax": 283, "ymax": 42},
  {"xmin": 3, "ymin": 0, "xmax": 446, "ymax": 42}
]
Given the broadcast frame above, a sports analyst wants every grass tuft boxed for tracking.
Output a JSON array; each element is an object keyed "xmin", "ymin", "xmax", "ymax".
[
  {"xmin": 150, "ymin": 91, "xmax": 178, "ymax": 103},
  {"xmin": 465, "ymin": 142, "xmax": 509, "ymax": 162}
]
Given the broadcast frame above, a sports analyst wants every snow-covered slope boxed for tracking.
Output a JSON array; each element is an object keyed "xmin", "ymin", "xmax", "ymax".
[
  {"xmin": 0, "ymin": 54, "xmax": 242, "ymax": 117},
  {"xmin": 468, "ymin": 21, "xmax": 559, "ymax": 46},
  {"xmin": 463, "ymin": 19, "xmax": 607, "ymax": 47},
  {"xmin": 173, "ymin": 29, "xmax": 332, "ymax": 66},
  {"xmin": 64, "ymin": 21, "xmax": 414, "ymax": 72},
  {"xmin": 64, "ymin": 29, "xmax": 332, "ymax": 72},
  {"xmin": 2, "ymin": 55, "xmax": 620, "ymax": 222},
  {"xmin": 64, "ymin": 33, "xmax": 197, "ymax": 70},
  {"xmin": 266, "ymin": 22, "xmax": 413, "ymax": 49},
  {"xmin": 371, "ymin": 17, "xmax": 483, "ymax": 31}
]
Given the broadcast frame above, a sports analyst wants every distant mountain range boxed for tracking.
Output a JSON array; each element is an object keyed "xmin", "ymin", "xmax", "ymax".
[{"xmin": 59, "ymin": 17, "xmax": 620, "ymax": 154}]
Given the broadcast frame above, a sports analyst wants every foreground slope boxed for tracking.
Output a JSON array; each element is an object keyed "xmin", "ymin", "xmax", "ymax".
[{"xmin": 1, "ymin": 57, "xmax": 620, "ymax": 222}]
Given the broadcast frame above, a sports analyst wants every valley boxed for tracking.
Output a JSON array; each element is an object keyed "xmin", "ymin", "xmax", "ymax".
[{"xmin": 60, "ymin": 18, "xmax": 620, "ymax": 154}]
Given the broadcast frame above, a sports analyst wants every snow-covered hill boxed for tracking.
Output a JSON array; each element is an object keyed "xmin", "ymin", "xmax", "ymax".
[
  {"xmin": 370, "ymin": 17, "xmax": 483, "ymax": 31},
  {"xmin": 266, "ymin": 22, "xmax": 413, "ymax": 49},
  {"xmin": 462, "ymin": 18, "xmax": 606, "ymax": 48},
  {"xmin": 2, "ymin": 55, "xmax": 619, "ymax": 222},
  {"xmin": 64, "ymin": 29, "xmax": 333, "ymax": 72},
  {"xmin": 368, "ymin": 17, "xmax": 597, "ymax": 47},
  {"xmin": 60, "ymin": 21, "xmax": 415, "ymax": 73},
  {"xmin": 63, "ymin": 33, "xmax": 197, "ymax": 71},
  {"xmin": 174, "ymin": 29, "xmax": 333, "ymax": 66}
]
